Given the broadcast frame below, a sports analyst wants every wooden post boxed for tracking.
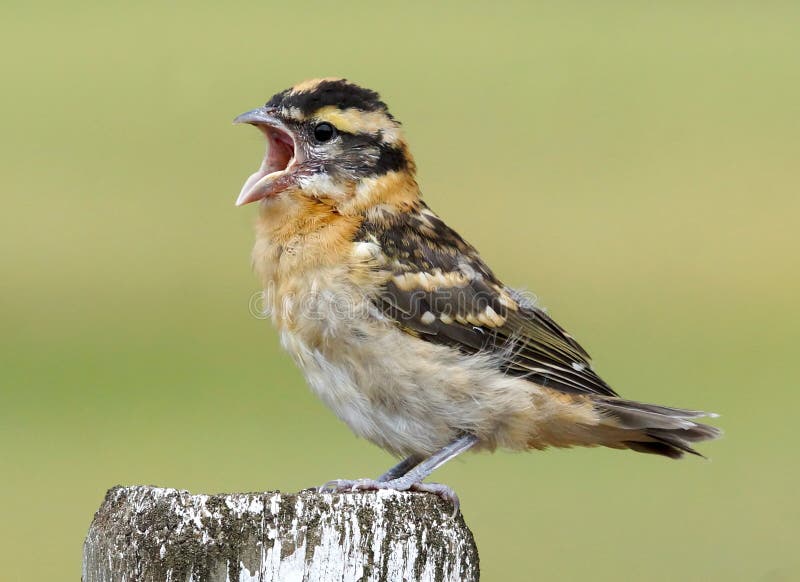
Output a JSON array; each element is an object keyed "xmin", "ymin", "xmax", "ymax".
[{"xmin": 82, "ymin": 485, "xmax": 479, "ymax": 582}]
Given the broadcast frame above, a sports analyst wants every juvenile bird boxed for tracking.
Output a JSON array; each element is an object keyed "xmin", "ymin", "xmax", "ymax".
[{"xmin": 234, "ymin": 78, "xmax": 720, "ymax": 507}]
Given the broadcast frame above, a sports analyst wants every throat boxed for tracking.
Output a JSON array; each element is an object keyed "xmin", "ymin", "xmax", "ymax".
[
  {"xmin": 253, "ymin": 196, "xmax": 364, "ymax": 286},
  {"xmin": 257, "ymin": 195, "xmax": 357, "ymax": 241}
]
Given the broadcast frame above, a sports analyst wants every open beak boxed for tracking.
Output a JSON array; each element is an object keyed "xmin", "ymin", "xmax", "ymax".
[{"xmin": 233, "ymin": 107, "xmax": 300, "ymax": 206}]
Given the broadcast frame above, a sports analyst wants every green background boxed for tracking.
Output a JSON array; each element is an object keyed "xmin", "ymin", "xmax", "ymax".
[{"xmin": 2, "ymin": 2, "xmax": 798, "ymax": 580}]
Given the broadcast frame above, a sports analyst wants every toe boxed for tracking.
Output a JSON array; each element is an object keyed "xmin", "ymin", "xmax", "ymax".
[
  {"xmin": 318, "ymin": 479, "xmax": 352, "ymax": 492},
  {"xmin": 318, "ymin": 478, "xmax": 386, "ymax": 493},
  {"xmin": 349, "ymin": 479, "xmax": 382, "ymax": 492}
]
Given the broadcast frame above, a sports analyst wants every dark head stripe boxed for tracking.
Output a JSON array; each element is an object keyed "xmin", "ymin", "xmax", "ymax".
[
  {"xmin": 266, "ymin": 80, "xmax": 390, "ymax": 117},
  {"xmin": 373, "ymin": 143, "xmax": 408, "ymax": 175}
]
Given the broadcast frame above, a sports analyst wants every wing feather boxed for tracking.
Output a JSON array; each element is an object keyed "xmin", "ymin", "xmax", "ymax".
[{"xmin": 356, "ymin": 203, "xmax": 618, "ymax": 397}]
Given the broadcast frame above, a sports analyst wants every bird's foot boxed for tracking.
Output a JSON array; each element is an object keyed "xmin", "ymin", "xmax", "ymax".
[
  {"xmin": 319, "ymin": 478, "xmax": 382, "ymax": 493},
  {"xmin": 318, "ymin": 478, "xmax": 461, "ymax": 516}
]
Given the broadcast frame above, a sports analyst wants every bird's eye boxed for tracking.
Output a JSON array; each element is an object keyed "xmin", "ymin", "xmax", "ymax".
[{"xmin": 313, "ymin": 122, "xmax": 337, "ymax": 143}]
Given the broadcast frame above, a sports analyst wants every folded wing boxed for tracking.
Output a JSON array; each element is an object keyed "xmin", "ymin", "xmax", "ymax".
[{"xmin": 355, "ymin": 202, "xmax": 618, "ymax": 397}]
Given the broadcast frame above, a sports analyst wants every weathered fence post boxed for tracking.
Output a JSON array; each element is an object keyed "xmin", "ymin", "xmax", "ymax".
[{"xmin": 82, "ymin": 485, "xmax": 479, "ymax": 581}]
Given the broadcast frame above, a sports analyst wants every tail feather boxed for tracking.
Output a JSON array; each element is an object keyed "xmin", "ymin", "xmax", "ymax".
[{"xmin": 595, "ymin": 397, "xmax": 721, "ymax": 459}]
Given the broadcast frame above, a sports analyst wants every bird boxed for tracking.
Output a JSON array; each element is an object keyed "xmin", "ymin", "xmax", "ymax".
[{"xmin": 233, "ymin": 78, "xmax": 720, "ymax": 509}]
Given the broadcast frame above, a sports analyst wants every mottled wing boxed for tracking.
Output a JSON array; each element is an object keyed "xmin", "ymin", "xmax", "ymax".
[{"xmin": 355, "ymin": 203, "xmax": 618, "ymax": 397}]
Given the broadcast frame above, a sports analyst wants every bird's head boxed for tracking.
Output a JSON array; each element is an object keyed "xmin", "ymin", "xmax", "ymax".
[{"xmin": 234, "ymin": 78, "xmax": 417, "ymax": 211}]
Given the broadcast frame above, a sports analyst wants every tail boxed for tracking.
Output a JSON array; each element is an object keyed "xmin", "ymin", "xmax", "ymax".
[{"xmin": 593, "ymin": 397, "xmax": 722, "ymax": 459}]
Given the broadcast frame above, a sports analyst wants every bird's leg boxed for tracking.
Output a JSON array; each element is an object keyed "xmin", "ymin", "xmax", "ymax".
[
  {"xmin": 382, "ymin": 434, "xmax": 478, "ymax": 488},
  {"xmin": 376, "ymin": 455, "xmax": 423, "ymax": 482},
  {"xmin": 319, "ymin": 434, "xmax": 479, "ymax": 513}
]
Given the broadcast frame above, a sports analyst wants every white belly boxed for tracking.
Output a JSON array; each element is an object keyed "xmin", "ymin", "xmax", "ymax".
[
  {"xmin": 280, "ymin": 326, "xmax": 452, "ymax": 456},
  {"xmin": 278, "ymin": 304, "xmax": 537, "ymax": 457}
]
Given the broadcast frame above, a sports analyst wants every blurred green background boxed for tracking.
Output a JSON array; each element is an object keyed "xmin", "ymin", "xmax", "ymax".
[{"xmin": 2, "ymin": 1, "xmax": 798, "ymax": 580}]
